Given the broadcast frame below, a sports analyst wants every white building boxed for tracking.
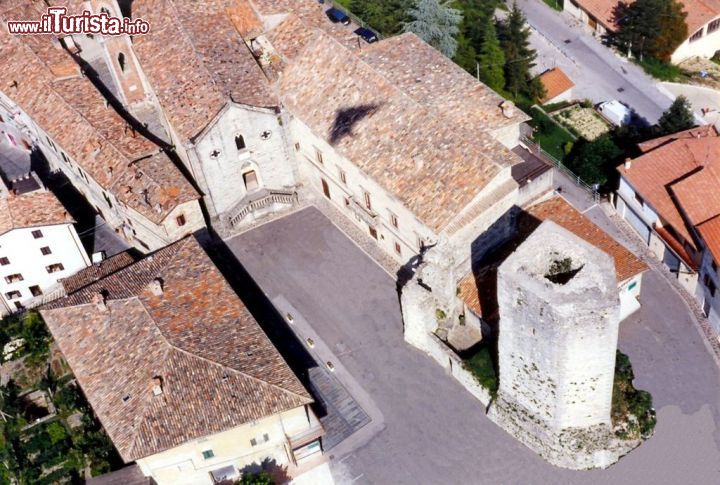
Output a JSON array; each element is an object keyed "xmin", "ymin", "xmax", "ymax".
[
  {"xmin": 41, "ymin": 238, "xmax": 324, "ymax": 484},
  {"xmin": 615, "ymin": 126, "xmax": 720, "ymax": 333},
  {"xmin": 0, "ymin": 1, "xmax": 206, "ymax": 254},
  {"xmin": 564, "ymin": 0, "xmax": 720, "ymax": 64},
  {"xmin": 0, "ymin": 188, "xmax": 89, "ymax": 315}
]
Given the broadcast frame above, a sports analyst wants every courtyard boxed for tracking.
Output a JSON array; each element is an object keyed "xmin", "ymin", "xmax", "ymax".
[{"xmin": 227, "ymin": 206, "xmax": 720, "ymax": 484}]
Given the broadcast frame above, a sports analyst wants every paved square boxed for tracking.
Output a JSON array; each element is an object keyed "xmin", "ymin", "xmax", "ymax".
[{"xmin": 227, "ymin": 207, "xmax": 720, "ymax": 484}]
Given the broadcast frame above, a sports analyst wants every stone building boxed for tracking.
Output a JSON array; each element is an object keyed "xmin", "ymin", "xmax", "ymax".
[
  {"xmin": 487, "ymin": 221, "xmax": 636, "ymax": 469},
  {"xmin": 41, "ymin": 237, "xmax": 324, "ymax": 484},
  {"xmin": 0, "ymin": 0, "xmax": 205, "ymax": 253},
  {"xmin": 76, "ymin": 0, "xmax": 547, "ymax": 266}
]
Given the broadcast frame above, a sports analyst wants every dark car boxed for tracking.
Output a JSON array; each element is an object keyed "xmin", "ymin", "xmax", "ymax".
[
  {"xmin": 354, "ymin": 27, "xmax": 378, "ymax": 43},
  {"xmin": 326, "ymin": 7, "xmax": 351, "ymax": 25}
]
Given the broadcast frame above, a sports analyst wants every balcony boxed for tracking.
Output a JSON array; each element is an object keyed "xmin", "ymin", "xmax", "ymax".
[{"xmin": 347, "ymin": 195, "xmax": 377, "ymax": 227}]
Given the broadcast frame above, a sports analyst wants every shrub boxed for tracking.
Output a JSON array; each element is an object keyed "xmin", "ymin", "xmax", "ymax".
[
  {"xmin": 237, "ymin": 471, "xmax": 275, "ymax": 485},
  {"xmin": 612, "ymin": 350, "xmax": 656, "ymax": 439},
  {"xmin": 463, "ymin": 344, "xmax": 498, "ymax": 397}
]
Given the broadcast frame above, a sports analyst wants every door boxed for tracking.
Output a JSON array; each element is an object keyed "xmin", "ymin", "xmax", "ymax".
[
  {"xmin": 663, "ymin": 247, "xmax": 681, "ymax": 274},
  {"xmin": 243, "ymin": 170, "xmax": 259, "ymax": 192},
  {"xmin": 321, "ymin": 178, "xmax": 330, "ymax": 199}
]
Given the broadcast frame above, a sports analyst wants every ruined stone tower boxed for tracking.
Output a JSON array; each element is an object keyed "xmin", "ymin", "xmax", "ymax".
[{"xmin": 488, "ymin": 221, "xmax": 633, "ymax": 469}]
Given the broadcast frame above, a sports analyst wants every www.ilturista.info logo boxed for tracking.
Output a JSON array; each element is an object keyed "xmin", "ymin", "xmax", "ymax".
[{"xmin": 6, "ymin": 7, "xmax": 150, "ymax": 36}]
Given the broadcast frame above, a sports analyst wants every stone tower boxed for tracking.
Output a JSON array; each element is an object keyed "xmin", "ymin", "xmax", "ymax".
[{"xmin": 487, "ymin": 221, "xmax": 631, "ymax": 469}]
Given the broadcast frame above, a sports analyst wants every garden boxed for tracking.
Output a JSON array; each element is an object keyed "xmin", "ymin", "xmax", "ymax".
[
  {"xmin": 0, "ymin": 311, "xmax": 122, "ymax": 484},
  {"xmin": 554, "ymin": 105, "xmax": 611, "ymax": 141}
]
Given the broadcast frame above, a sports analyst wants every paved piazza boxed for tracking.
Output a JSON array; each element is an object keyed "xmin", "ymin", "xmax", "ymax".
[{"xmin": 227, "ymin": 207, "xmax": 720, "ymax": 484}]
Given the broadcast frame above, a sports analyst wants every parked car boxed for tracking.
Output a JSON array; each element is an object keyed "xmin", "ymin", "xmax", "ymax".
[
  {"xmin": 326, "ymin": 7, "xmax": 351, "ymax": 25},
  {"xmin": 354, "ymin": 27, "xmax": 378, "ymax": 43}
]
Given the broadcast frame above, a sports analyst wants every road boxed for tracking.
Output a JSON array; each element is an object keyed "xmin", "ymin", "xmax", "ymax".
[
  {"xmin": 228, "ymin": 206, "xmax": 720, "ymax": 485},
  {"xmin": 515, "ymin": 0, "xmax": 673, "ymax": 123}
]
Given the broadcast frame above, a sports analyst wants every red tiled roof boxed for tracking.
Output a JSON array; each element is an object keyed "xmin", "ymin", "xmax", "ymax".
[
  {"xmin": 697, "ymin": 215, "xmax": 720, "ymax": 264},
  {"xmin": 638, "ymin": 125, "xmax": 718, "ymax": 153},
  {"xmin": 572, "ymin": 0, "xmax": 720, "ymax": 34},
  {"xmin": 538, "ymin": 68, "xmax": 574, "ymax": 103},
  {"xmin": 41, "ymin": 238, "xmax": 312, "ymax": 461},
  {"xmin": 0, "ymin": 192, "xmax": 72, "ymax": 236},
  {"xmin": 458, "ymin": 196, "xmax": 647, "ymax": 318}
]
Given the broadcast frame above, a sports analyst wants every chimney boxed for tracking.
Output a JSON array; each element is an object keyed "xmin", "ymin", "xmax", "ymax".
[
  {"xmin": 151, "ymin": 376, "xmax": 163, "ymax": 396},
  {"xmin": 92, "ymin": 291, "xmax": 108, "ymax": 312},
  {"xmin": 500, "ymin": 100, "xmax": 516, "ymax": 119},
  {"xmin": 624, "ymin": 158, "xmax": 632, "ymax": 170},
  {"xmin": 148, "ymin": 278, "xmax": 164, "ymax": 296}
]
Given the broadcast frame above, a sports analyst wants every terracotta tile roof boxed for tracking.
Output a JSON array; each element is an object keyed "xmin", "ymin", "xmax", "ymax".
[
  {"xmin": 132, "ymin": 0, "xmax": 275, "ymax": 141},
  {"xmin": 524, "ymin": 197, "xmax": 648, "ymax": 282},
  {"xmin": 537, "ymin": 68, "xmax": 575, "ymax": 103},
  {"xmin": 619, "ymin": 135, "xmax": 720, "ymax": 246},
  {"xmin": 279, "ymin": 31, "xmax": 522, "ymax": 233},
  {"xmin": 0, "ymin": 191, "xmax": 72, "ymax": 236},
  {"xmin": 572, "ymin": 0, "xmax": 720, "ymax": 35},
  {"xmin": 0, "ymin": 17, "xmax": 199, "ymax": 224},
  {"xmin": 253, "ymin": 0, "xmax": 359, "ymax": 59},
  {"xmin": 638, "ymin": 125, "xmax": 718, "ymax": 153},
  {"xmin": 458, "ymin": 197, "xmax": 647, "ymax": 318},
  {"xmin": 41, "ymin": 238, "xmax": 312, "ymax": 462},
  {"xmin": 697, "ymin": 215, "xmax": 720, "ymax": 263},
  {"xmin": 60, "ymin": 251, "xmax": 138, "ymax": 294},
  {"xmin": 357, "ymin": 33, "xmax": 526, "ymax": 132}
]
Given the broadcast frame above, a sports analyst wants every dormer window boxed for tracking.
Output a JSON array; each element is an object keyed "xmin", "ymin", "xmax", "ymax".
[{"xmin": 235, "ymin": 134, "xmax": 246, "ymax": 151}]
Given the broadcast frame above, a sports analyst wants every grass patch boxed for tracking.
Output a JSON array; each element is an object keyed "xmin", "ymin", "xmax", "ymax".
[
  {"xmin": 528, "ymin": 107, "xmax": 576, "ymax": 161},
  {"xmin": 542, "ymin": 0, "xmax": 563, "ymax": 11},
  {"xmin": 463, "ymin": 343, "xmax": 498, "ymax": 397},
  {"xmin": 636, "ymin": 58, "xmax": 688, "ymax": 82},
  {"xmin": 612, "ymin": 350, "xmax": 656, "ymax": 440}
]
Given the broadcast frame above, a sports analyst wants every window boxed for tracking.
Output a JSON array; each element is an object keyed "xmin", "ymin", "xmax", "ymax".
[
  {"xmin": 690, "ymin": 28, "xmax": 704, "ymax": 42},
  {"xmin": 709, "ymin": 18, "xmax": 720, "ymax": 34},
  {"xmin": 628, "ymin": 281, "xmax": 638, "ymax": 292},
  {"xmin": 46, "ymin": 263, "xmax": 64, "ymax": 273},
  {"xmin": 118, "ymin": 52, "xmax": 126, "ymax": 72},
  {"xmin": 243, "ymin": 170, "xmax": 259, "ymax": 192},
  {"xmin": 389, "ymin": 212, "xmax": 398, "ymax": 229},
  {"xmin": 262, "ymin": 433, "xmax": 270, "ymax": 443},
  {"xmin": 315, "ymin": 148, "xmax": 323, "ymax": 165},
  {"xmin": 201, "ymin": 449, "xmax": 215, "ymax": 460},
  {"xmin": 712, "ymin": 259, "xmax": 718, "ymax": 273},
  {"xmin": 4, "ymin": 274, "xmax": 23, "ymax": 284},
  {"xmin": 417, "ymin": 237, "xmax": 424, "ymax": 251},
  {"xmin": 29, "ymin": 285, "xmax": 42, "ymax": 297},
  {"xmin": 32, "ymin": 230, "xmax": 43, "ymax": 239},
  {"xmin": 61, "ymin": 152, "xmax": 69, "ymax": 164},
  {"xmin": 395, "ymin": 241, "xmax": 402, "ymax": 255},
  {"xmin": 235, "ymin": 134, "xmax": 246, "ymax": 151},
  {"xmin": 364, "ymin": 191, "xmax": 372, "ymax": 211},
  {"xmin": 250, "ymin": 438, "xmax": 258, "ymax": 447},
  {"xmin": 176, "ymin": 214, "xmax": 186, "ymax": 227},
  {"xmin": 210, "ymin": 149, "xmax": 220, "ymax": 159},
  {"xmin": 40, "ymin": 246, "xmax": 52, "ymax": 256},
  {"xmin": 294, "ymin": 142, "xmax": 300, "ymax": 151},
  {"xmin": 369, "ymin": 227, "xmax": 378, "ymax": 240},
  {"xmin": 339, "ymin": 168, "xmax": 347, "ymax": 185},
  {"xmin": 710, "ymin": 280, "xmax": 717, "ymax": 298},
  {"xmin": 634, "ymin": 192, "xmax": 644, "ymax": 206},
  {"xmin": 5, "ymin": 290, "xmax": 21, "ymax": 300},
  {"xmin": 103, "ymin": 192, "xmax": 113, "ymax": 208},
  {"xmin": 0, "ymin": 257, "xmax": 9, "ymax": 266},
  {"xmin": 13, "ymin": 302, "xmax": 24, "ymax": 311}
]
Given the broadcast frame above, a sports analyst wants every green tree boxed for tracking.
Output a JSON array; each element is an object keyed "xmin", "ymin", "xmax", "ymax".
[
  {"xmin": 478, "ymin": 16, "xmax": 506, "ymax": 92},
  {"xmin": 237, "ymin": 471, "xmax": 274, "ymax": 485},
  {"xmin": 614, "ymin": 0, "xmax": 687, "ymax": 61},
  {"xmin": 403, "ymin": 0, "xmax": 463, "ymax": 58},
  {"xmin": 348, "ymin": 0, "xmax": 412, "ymax": 37},
  {"xmin": 566, "ymin": 135, "xmax": 622, "ymax": 185},
  {"xmin": 656, "ymin": 95, "xmax": 695, "ymax": 135},
  {"xmin": 47, "ymin": 422, "xmax": 67, "ymax": 445},
  {"xmin": 497, "ymin": 3, "xmax": 542, "ymax": 100}
]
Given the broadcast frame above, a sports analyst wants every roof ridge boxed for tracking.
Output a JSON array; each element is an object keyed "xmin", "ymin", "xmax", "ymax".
[{"xmin": 167, "ymin": 344, "xmax": 312, "ymax": 404}]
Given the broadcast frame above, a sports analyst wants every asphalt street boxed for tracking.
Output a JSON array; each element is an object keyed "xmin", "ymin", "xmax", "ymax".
[{"xmin": 516, "ymin": 0, "xmax": 674, "ymax": 123}]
